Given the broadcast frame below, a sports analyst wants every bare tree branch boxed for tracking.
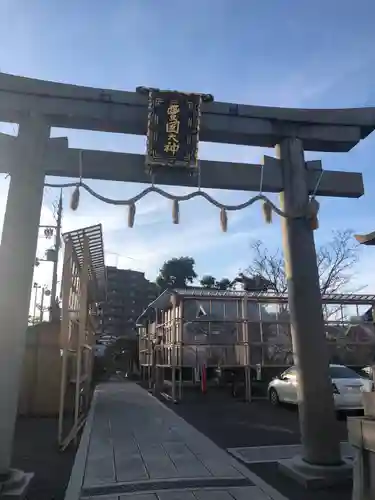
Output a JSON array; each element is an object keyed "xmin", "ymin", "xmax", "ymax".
[
  {"xmin": 243, "ymin": 229, "xmax": 361, "ymax": 296},
  {"xmin": 317, "ymin": 230, "xmax": 359, "ymax": 295},
  {"xmin": 244, "ymin": 240, "xmax": 288, "ymax": 294}
]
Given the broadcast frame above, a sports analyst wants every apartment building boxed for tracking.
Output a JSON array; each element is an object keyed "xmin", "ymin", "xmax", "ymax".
[{"xmin": 101, "ymin": 267, "xmax": 158, "ymax": 337}]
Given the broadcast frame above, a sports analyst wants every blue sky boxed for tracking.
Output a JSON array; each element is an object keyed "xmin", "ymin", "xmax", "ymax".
[{"xmin": 1, "ymin": 0, "xmax": 375, "ymax": 292}]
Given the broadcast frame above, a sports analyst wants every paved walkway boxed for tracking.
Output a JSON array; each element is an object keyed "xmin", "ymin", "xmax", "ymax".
[
  {"xmin": 228, "ymin": 442, "xmax": 354, "ymax": 464},
  {"xmin": 65, "ymin": 382, "xmax": 287, "ymax": 500}
]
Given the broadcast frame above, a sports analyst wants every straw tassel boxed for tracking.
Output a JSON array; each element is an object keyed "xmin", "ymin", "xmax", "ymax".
[
  {"xmin": 220, "ymin": 208, "xmax": 228, "ymax": 232},
  {"xmin": 70, "ymin": 185, "xmax": 80, "ymax": 211},
  {"xmin": 128, "ymin": 202, "xmax": 136, "ymax": 228},
  {"xmin": 172, "ymin": 199, "xmax": 179, "ymax": 224},
  {"xmin": 262, "ymin": 200, "xmax": 273, "ymax": 224},
  {"xmin": 310, "ymin": 215, "xmax": 319, "ymax": 231},
  {"xmin": 307, "ymin": 198, "xmax": 320, "ymax": 231}
]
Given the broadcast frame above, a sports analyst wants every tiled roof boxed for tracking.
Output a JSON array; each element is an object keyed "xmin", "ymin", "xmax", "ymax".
[{"xmin": 136, "ymin": 288, "xmax": 375, "ymax": 323}]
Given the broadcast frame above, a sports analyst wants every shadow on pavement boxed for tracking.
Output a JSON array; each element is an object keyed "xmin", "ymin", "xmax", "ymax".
[
  {"xmin": 162, "ymin": 386, "xmax": 352, "ymax": 500},
  {"xmin": 11, "ymin": 416, "xmax": 77, "ymax": 500}
]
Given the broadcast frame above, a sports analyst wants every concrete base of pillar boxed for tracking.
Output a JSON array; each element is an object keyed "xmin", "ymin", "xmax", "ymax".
[
  {"xmin": 0, "ymin": 469, "xmax": 34, "ymax": 499},
  {"xmin": 278, "ymin": 455, "xmax": 352, "ymax": 489}
]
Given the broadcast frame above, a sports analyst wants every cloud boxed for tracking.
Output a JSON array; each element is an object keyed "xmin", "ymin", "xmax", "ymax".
[
  {"xmin": 107, "ymin": 222, "xmax": 240, "ymax": 276},
  {"xmin": 57, "ymin": 184, "xmax": 170, "ymax": 233},
  {"xmin": 242, "ymin": 35, "xmax": 375, "ymax": 110},
  {"xmin": 273, "ymin": 55, "xmax": 374, "ymax": 108},
  {"xmin": 49, "ymin": 183, "xmax": 249, "ymax": 273},
  {"xmin": 350, "ymin": 250, "xmax": 375, "ymax": 293}
]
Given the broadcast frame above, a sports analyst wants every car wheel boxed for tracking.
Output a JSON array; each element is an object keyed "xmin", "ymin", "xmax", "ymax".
[{"xmin": 269, "ymin": 388, "xmax": 280, "ymax": 406}]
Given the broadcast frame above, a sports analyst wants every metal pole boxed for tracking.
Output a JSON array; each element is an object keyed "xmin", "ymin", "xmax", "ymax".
[
  {"xmin": 178, "ymin": 300, "xmax": 184, "ymax": 400},
  {"xmin": 0, "ymin": 118, "xmax": 50, "ymax": 475},
  {"xmin": 259, "ymin": 302, "xmax": 264, "ymax": 367},
  {"xmin": 50, "ymin": 190, "xmax": 62, "ymax": 321},
  {"xmin": 58, "ymin": 241, "xmax": 73, "ymax": 445},
  {"xmin": 40, "ymin": 288, "xmax": 45, "ymax": 322},
  {"xmin": 171, "ymin": 298, "xmax": 177, "ymax": 401},
  {"xmin": 74, "ymin": 236, "xmax": 89, "ymax": 445},
  {"xmin": 243, "ymin": 296, "xmax": 251, "ymax": 402},
  {"xmin": 278, "ymin": 137, "xmax": 341, "ymax": 466},
  {"xmin": 33, "ymin": 285, "xmax": 39, "ymax": 324}
]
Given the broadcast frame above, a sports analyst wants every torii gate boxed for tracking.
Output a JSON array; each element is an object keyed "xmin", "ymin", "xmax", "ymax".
[{"xmin": 0, "ymin": 72, "xmax": 373, "ymax": 490}]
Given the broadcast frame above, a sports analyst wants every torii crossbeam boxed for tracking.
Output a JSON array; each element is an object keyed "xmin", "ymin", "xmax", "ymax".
[{"xmin": 0, "ymin": 133, "xmax": 364, "ymax": 198}]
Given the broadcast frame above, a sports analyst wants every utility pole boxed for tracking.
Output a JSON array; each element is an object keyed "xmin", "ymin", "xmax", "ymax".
[{"xmin": 50, "ymin": 190, "xmax": 62, "ymax": 321}]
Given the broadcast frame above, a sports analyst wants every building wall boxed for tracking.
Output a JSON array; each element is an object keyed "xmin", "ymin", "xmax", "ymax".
[{"xmin": 102, "ymin": 266, "xmax": 158, "ymax": 337}]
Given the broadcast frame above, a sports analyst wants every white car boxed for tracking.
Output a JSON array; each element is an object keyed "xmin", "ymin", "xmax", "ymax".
[
  {"xmin": 268, "ymin": 364, "xmax": 373, "ymax": 410},
  {"xmin": 361, "ymin": 366, "xmax": 374, "ymax": 379}
]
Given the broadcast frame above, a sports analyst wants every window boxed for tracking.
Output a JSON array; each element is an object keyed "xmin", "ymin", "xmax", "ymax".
[
  {"xmin": 225, "ymin": 301, "xmax": 239, "ymax": 319},
  {"xmin": 329, "ymin": 366, "xmax": 360, "ymax": 379},
  {"xmin": 183, "ymin": 300, "xmax": 197, "ymax": 320},
  {"xmin": 197, "ymin": 305, "xmax": 207, "ymax": 317},
  {"xmin": 196, "ymin": 301, "xmax": 209, "ymax": 317},
  {"xmin": 282, "ymin": 367, "xmax": 297, "ymax": 379},
  {"xmin": 211, "ymin": 301, "xmax": 224, "ymax": 318}
]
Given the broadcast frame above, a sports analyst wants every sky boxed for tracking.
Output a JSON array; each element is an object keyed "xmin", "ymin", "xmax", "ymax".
[{"xmin": 1, "ymin": 0, "xmax": 375, "ymax": 306}]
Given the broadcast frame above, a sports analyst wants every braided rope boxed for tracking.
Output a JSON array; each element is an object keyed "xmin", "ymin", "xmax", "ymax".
[{"xmin": 44, "ymin": 181, "xmax": 296, "ymax": 218}]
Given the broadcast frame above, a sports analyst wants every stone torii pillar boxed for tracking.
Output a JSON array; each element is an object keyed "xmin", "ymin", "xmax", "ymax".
[
  {"xmin": 275, "ymin": 138, "xmax": 348, "ymax": 483},
  {"xmin": 260, "ymin": 141, "xmax": 356, "ymax": 485},
  {"xmin": 0, "ymin": 118, "xmax": 50, "ymax": 492},
  {"xmin": 258, "ymin": 139, "xmax": 357, "ymax": 486}
]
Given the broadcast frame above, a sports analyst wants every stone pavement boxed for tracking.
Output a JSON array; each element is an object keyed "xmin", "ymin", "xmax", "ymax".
[
  {"xmin": 65, "ymin": 382, "xmax": 288, "ymax": 500},
  {"xmin": 164, "ymin": 389, "xmax": 353, "ymax": 500},
  {"xmin": 228, "ymin": 442, "xmax": 354, "ymax": 464}
]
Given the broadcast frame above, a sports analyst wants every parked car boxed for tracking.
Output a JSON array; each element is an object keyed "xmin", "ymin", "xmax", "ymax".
[
  {"xmin": 361, "ymin": 366, "xmax": 374, "ymax": 379},
  {"xmin": 268, "ymin": 364, "xmax": 373, "ymax": 410}
]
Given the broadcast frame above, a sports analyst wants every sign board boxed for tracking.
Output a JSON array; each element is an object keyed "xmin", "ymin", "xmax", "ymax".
[{"xmin": 146, "ymin": 90, "xmax": 202, "ymax": 169}]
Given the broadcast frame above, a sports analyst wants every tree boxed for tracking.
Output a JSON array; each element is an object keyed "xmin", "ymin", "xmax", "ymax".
[
  {"xmin": 216, "ymin": 278, "xmax": 232, "ymax": 290},
  {"xmin": 200, "ymin": 275, "xmax": 216, "ymax": 288},
  {"xmin": 156, "ymin": 257, "xmax": 197, "ymax": 290},
  {"xmin": 244, "ymin": 229, "xmax": 360, "ymax": 295},
  {"xmin": 231, "ymin": 273, "xmax": 275, "ymax": 292},
  {"xmin": 200, "ymin": 275, "xmax": 233, "ymax": 290}
]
